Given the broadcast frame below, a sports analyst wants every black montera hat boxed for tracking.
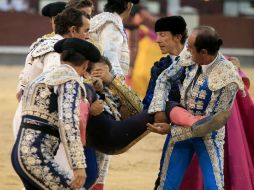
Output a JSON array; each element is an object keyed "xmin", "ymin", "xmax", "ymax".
[
  {"xmin": 155, "ymin": 16, "xmax": 187, "ymax": 35},
  {"xmin": 54, "ymin": 38, "xmax": 101, "ymax": 62},
  {"xmin": 42, "ymin": 2, "xmax": 66, "ymax": 18}
]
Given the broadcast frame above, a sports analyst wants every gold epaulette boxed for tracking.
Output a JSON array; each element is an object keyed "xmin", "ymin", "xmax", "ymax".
[{"xmin": 83, "ymin": 77, "xmax": 94, "ymax": 86}]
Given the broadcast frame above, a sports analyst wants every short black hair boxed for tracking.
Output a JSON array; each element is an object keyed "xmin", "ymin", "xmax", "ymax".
[
  {"xmin": 54, "ymin": 7, "xmax": 88, "ymax": 35},
  {"xmin": 193, "ymin": 26, "xmax": 223, "ymax": 55},
  {"xmin": 180, "ymin": 29, "xmax": 188, "ymax": 45},
  {"xmin": 104, "ymin": 0, "xmax": 129, "ymax": 14},
  {"xmin": 66, "ymin": 0, "xmax": 94, "ymax": 14}
]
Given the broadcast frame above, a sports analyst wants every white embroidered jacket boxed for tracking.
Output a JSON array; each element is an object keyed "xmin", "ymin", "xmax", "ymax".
[
  {"xmin": 90, "ymin": 12, "xmax": 130, "ymax": 76},
  {"xmin": 17, "ymin": 34, "xmax": 63, "ymax": 92}
]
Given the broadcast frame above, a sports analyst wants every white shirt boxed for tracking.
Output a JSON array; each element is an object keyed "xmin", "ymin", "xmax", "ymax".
[{"xmin": 201, "ymin": 54, "xmax": 218, "ymax": 73}]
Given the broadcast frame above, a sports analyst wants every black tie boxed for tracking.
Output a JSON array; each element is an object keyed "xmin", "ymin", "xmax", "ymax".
[
  {"xmin": 175, "ymin": 56, "xmax": 180, "ymax": 62},
  {"xmin": 192, "ymin": 65, "xmax": 202, "ymax": 87}
]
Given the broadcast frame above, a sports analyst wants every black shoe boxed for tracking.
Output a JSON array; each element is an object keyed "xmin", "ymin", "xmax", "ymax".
[{"xmin": 191, "ymin": 111, "xmax": 230, "ymax": 137}]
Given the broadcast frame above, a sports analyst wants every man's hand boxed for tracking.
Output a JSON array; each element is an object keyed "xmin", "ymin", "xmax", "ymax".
[
  {"xmin": 90, "ymin": 100, "xmax": 104, "ymax": 116},
  {"xmin": 70, "ymin": 168, "xmax": 86, "ymax": 190},
  {"xmin": 92, "ymin": 77, "xmax": 103, "ymax": 92},
  {"xmin": 147, "ymin": 123, "xmax": 171, "ymax": 135},
  {"xmin": 91, "ymin": 66, "xmax": 113, "ymax": 84},
  {"xmin": 154, "ymin": 111, "xmax": 168, "ymax": 123},
  {"xmin": 16, "ymin": 89, "xmax": 23, "ymax": 102}
]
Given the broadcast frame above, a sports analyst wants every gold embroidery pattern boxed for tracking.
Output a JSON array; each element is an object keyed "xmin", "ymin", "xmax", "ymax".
[
  {"xmin": 158, "ymin": 139, "xmax": 175, "ymax": 190},
  {"xmin": 22, "ymin": 65, "xmax": 86, "ymax": 127},
  {"xmin": 59, "ymin": 81, "xmax": 86, "ymax": 169},
  {"xmin": 103, "ymin": 87, "xmax": 121, "ymax": 121},
  {"xmin": 171, "ymin": 125, "xmax": 193, "ymax": 142},
  {"xmin": 109, "ymin": 76, "xmax": 143, "ymax": 120},
  {"xmin": 22, "ymin": 82, "xmax": 58, "ymax": 126},
  {"xmin": 208, "ymin": 55, "xmax": 244, "ymax": 92},
  {"xmin": 18, "ymin": 129, "xmax": 72, "ymax": 190},
  {"xmin": 203, "ymin": 129, "xmax": 225, "ymax": 190}
]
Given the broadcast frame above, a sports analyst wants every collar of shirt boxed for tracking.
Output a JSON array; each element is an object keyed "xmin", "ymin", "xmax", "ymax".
[
  {"xmin": 201, "ymin": 53, "xmax": 218, "ymax": 73},
  {"xmin": 54, "ymin": 34, "xmax": 64, "ymax": 40},
  {"xmin": 170, "ymin": 46, "xmax": 186, "ymax": 62}
]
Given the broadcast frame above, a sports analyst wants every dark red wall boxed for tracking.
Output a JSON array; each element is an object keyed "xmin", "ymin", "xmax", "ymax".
[
  {"xmin": 181, "ymin": 0, "xmax": 223, "ymax": 15},
  {"xmin": 0, "ymin": 11, "xmax": 254, "ymax": 49},
  {"xmin": 0, "ymin": 12, "xmax": 51, "ymax": 46},
  {"xmin": 200, "ymin": 15, "xmax": 254, "ymax": 48}
]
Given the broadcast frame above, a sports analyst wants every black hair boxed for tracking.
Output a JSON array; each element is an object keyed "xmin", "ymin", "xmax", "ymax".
[
  {"xmin": 54, "ymin": 7, "xmax": 88, "ymax": 35},
  {"xmin": 180, "ymin": 28, "xmax": 188, "ymax": 45},
  {"xmin": 61, "ymin": 49, "xmax": 87, "ymax": 66},
  {"xmin": 193, "ymin": 26, "xmax": 223, "ymax": 55},
  {"xmin": 104, "ymin": 0, "xmax": 129, "ymax": 14},
  {"xmin": 66, "ymin": 0, "xmax": 94, "ymax": 16},
  {"xmin": 87, "ymin": 56, "xmax": 112, "ymax": 73}
]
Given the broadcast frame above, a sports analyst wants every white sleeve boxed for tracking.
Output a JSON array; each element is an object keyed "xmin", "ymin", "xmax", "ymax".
[
  {"xmin": 43, "ymin": 52, "xmax": 61, "ymax": 72},
  {"xmin": 100, "ymin": 23, "xmax": 124, "ymax": 76},
  {"xmin": 17, "ymin": 52, "xmax": 33, "ymax": 92}
]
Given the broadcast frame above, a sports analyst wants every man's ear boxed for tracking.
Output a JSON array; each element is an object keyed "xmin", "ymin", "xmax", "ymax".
[
  {"xmin": 83, "ymin": 60, "xmax": 90, "ymax": 71},
  {"xmin": 69, "ymin": 26, "xmax": 76, "ymax": 36},
  {"xmin": 175, "ymin": 34, "xmax": 183, "ymax": 42}
]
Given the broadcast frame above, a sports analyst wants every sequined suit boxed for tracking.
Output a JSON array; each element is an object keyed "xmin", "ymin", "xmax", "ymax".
[
  {"xmin": 149, "ymin": 53, "xmax": 244, "ymax": 190},
  {"xmin": 11, "ymin": 64, "xmax": 87, "ymax": 190}
]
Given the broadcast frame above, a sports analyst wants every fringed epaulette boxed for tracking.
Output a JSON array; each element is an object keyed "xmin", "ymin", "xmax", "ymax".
[
  {"xmin": 30, "ymin": 34, "xmax": 62, "ymax": 58},
  {"xmin": 178, "ymin": 50, "xmax": 194, "ymax": 67},
  {"xmin": 109, "ymin": 76, "xmax": 143, "ymax": 120},
  {"xmin": 208, "ymin": 54, "xmax": 244, "ymax": 92},
  {"xmin": 29, "ymin": 32, "xmax": 55, "ymax": 51},
  {"xmin": 43, "ymin": 65, "xmax": 86, "ymax": 98},
  {"xmin": 90, "ymin": 12, "xmax": 125, "ymax": 38}
]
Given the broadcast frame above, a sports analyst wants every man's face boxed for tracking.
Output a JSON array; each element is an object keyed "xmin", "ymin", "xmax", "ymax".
[
  {"xmin": 156, "ymin": 31, "xmax": 178, "ymax": 55},
  {"xmin": 187, "ymin": 31, "xmax": 203, "ymax": 65},
  {"xmin": 91, "ymin": 62, "xmax": 110, "ymax": 74},
  {"xmin": 72, "ymin": 16, "xmax": 90, "ymax": 40}
]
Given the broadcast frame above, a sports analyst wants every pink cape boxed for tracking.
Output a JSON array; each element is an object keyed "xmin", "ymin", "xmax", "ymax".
[
  {"xmin": 180, "ymin": 70, "xmax": 254, "ymax": 190},
  {"xmin": 80, "ymin": 100, "xmax": 90, "ymax": 145}
]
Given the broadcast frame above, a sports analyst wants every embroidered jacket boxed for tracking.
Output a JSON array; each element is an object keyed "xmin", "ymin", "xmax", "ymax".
[
  {"xmin": 148, "ymin": 52, "xmax": 244, "ymax": 114},
  {"xmin": 21, "ymin": 64, "xmax": 87, "ymax": 169},
  {"xmin": 90, "ymin": 12, "xmax": 130, "ymax": 76},
  {"xmin": 143, "ymin": 55, "xmax": 173, "ymax": 110},
  {"xmin": 17, "ymin": 34, "xmax": 63, "ymax": 92}
]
